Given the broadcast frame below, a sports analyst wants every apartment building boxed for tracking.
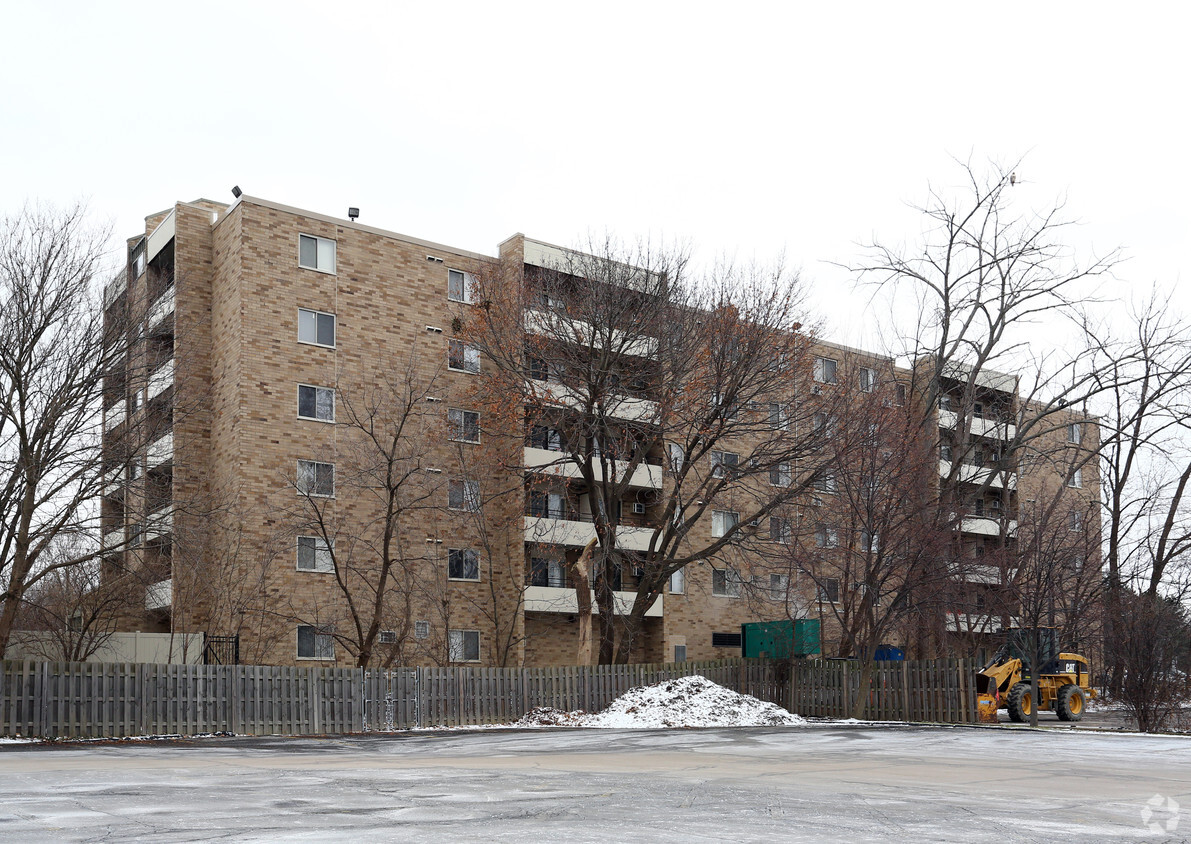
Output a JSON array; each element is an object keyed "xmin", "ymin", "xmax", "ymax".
[{"xmin": 99, "ymin": 195, "xmax": 1101, "ymax": 667}]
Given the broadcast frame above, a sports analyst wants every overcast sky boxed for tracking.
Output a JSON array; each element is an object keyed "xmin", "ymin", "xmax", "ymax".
[{"xmin": 2, "ymin": 2, "xmax": 1186, "ymax": 348}]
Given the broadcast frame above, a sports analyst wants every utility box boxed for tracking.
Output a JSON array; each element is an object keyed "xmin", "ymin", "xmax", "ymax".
[{"xmin": 741, "ymin": 619, "xmax": 821, "ymax": 659}]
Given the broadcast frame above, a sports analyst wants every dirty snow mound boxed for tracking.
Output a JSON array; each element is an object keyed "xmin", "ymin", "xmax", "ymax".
[{"xmin": 514, "ymin": 707, "xmax": 591, "ymax": 727}]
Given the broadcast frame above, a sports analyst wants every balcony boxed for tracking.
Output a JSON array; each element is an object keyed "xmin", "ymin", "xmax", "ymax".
[
  {"xmin": 145, "ymin": 578, "xmax": 172, "ymax": 611},
  {"xmin": 523, "ymin": 585, "xmax": 663, "ymax": 617},
  {"xmin": 147, "ymin": 359, "xmax": 174, "ymax": 401},
  {"xmin": 938, "ymin": 409, "xmax": 1016, "ymax": 441},
  {"xmin": 524, "ymin": 447, "xmax": 663, "ymax": 490},
  {"xmin": 523, "ymin": 512, "xmax": 658, "ymax": 552},
  {"xmin": 959, "ymin": 515, "xmax": 1018, "ymax": 537},
  {"xmin": 949, "ymin": 563, "xmax": 1018, "ymax": 585},
  {"xmin": 146, "ymin": 286, "xmax": 175, "ymax": 333},
  {"xmin": 939, "ymin": 460, "xmax": 1016, "ymax": 490},
  {"xmin": 102, "ymin": 468, "xmax": 123, "ymax": 496},
  {"xmin": 540, "ymin": 383, "xmax": 658, "ymax": 423},
  {"xmin": 147, "ymin": 433, "xmax": 173, "ymax": 469},
  {"xmin": 102, "ymin": 528, "xmax": 123, "ymax": 552},
  {"xmin": 524, "ymin": 308, "xmax": 657, "ymax": 359},
  {"xmin": 104, "ymin": 400, "xmax": 126, "ymax": 432},
  {"xmin": 144, "ymin": 505, "xmax": 173, "ymax": 541},
  {"xmin": 946, "ymin": 612, "xmax": 1020, "ymax": 633}
]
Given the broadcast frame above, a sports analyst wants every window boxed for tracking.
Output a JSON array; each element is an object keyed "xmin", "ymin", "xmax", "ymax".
[
  {"xmin": 770, "ymin": 462, "xmax": 792, "ymax": 487},
  {"xmin": 940, "ymin": 444, "xmax": 953, "ymax": 462},
  {"xmin": 711, "ymin": 450, "xmax": 739, "ymax": 479},
  {"xmin": 674, "ymin": 644, "xmax": 687, "ymax": 662},
  {"xmin": 530, "ymin": 557, "xmax": 567, "ymax": 588},
  {"xmin": 414, "ymin": 620, "xmax": 430, "ymax": 639},
  {"xmin": 448, "ymin": 549, "xmax": 480, "ymax": 581},
  {"xmin": 1068, "ymin": 423, "xmax": 1082, "ymax": 444},
  {"xmin": 298, "ymin": 308, "xmax": 336, "ymax": 347},
  {"xmin": 132, "ymin": 249, "xmax": 146, "ymax": 278},
  {"xmin": 711, "ymin": 632, "xmax": 742, "ymax": 648},
  {"xmin": 1069, "ymin": 511, "xmax": 1083, "ymax": 532},
  {"xmin": 528, "ymin": 490, "xmax": 566, "ymax": 519},
  {"xmin": 528, "ymin": 425, "xmax": 563, "ymax": 451},
  {"xmin": 712, "ymin": 569, "xmax": 742, "ymax": 597},
  {"xmin": 1068, "ymin": 468, "xmax": 1083, "ymax": 488},
  {"xmin": 939, "ymin": 394, "xmax": 953, "ymax": 412},
  {"xmin": 854, "ymin": 582, "xmax": 881, "ymax": 606},
  {"xmin": 448, "ymin": 478, "xmax": 481, "ymax": 511},
  {"xmin": 813, "ymin": 412, "xmax": 837, "ymax": 438},
  {"xmin": 447, "ymin": 269, "xmax": 476, "ymax": 304},
  {"xmin": 859, "ymin": 367, "xmax": 877, "ymax": 393},
  {"xmin": 770, "ymin": 517, "xmax": 792, "ymax": 544},
  {"xmin": 297, "ymin": 460, "xmax": 334, "ymax": 497},
  {"xmin": 298, "ymin": 234, "xmax": 337, "ymax": 273},
  {"xmin": 817, "ymin": 578, "xmax": 840, "ymax": 603},
  {"xmin": 448, "ymin": 339, "xmax": 481, "ymax": 374},
  {"xmin": 894, "ymin": 384, "xmax": 907, "ymax": 406},
  {"xmin": 769, "ymin": 403, "xmax": 789, "ymax": 430},
  {"xmin": 378, "ymin": 630, "xmax": 397, "ymax": 645},
  {"xmin": 669, "ymin": 567, "xmax": 685, "ymax": 594},
  {"xmin": 448, "ymin": 408, "xmax": 480, "ymax": 443},
  {"xmin": 813, "ymin": 357, "xmax": 838, "ymax": 384},
  {"xmin": 448, "ymin": 629, "xmax": 480, "ymax": 662},
  {"xmin": 770, "ymin": 574, "xmax": 789, "ymax": 600},
  {"xmin": 860, "ymin": 530, "xmax": 879, "ymax": 553},
  {"xmin": 712, "ymin": 510, "xmax": 739, "ymax": 538},
  {"xmin": 297, "ymin": 385, "xmax": 334, "ymax": 421},
  {"xmin": 812, "ymin": 470, "xmax": 837, "ymax": 494},
  {"xmin": 296, "ymin": 536, "xmax": 333, "ymax": 572},
  {"xmin": 815, "ymin": 523, "xmax": 839, "ymax": 548},
  {"xmin": 668, "ymin": 443, "xmax": 685, "ymax": 473},
  {"xmin": 297, "ymin": 625, "xmax": 334, "ymax": 660}
]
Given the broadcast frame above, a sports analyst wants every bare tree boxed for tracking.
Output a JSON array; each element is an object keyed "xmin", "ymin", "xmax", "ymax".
[
  {"xmin": 281, "ymin": 351, "xmax": 445, "ymax": 668},
  {"xmin": 0, "ymin": 204, "xmax": 138, "ymax": 657},
  {"xmin": 466, "ymin": 238, "xmax": 833, "ymax": 663},
  {"xmin": 1107, "ymin": 589, "xmax": 1191, "ymax": 732}
]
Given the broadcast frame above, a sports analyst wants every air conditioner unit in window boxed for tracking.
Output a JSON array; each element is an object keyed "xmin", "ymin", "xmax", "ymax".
[
  {"xmin": 633, "ymin": 502, "xmax": 646, "ymax": 514},
  {"xmin": 748, "ymin": 518, "xmax": 761, "ymax": 527},
  {"xmin": 379, "ymin": 630, "xmax": 397, "ymax": 644}
]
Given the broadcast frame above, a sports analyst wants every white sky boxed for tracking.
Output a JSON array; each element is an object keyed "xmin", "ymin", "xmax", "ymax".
[{"xmin": 2, "ymin": 1, "xmax": 1187, "ymax": 348}]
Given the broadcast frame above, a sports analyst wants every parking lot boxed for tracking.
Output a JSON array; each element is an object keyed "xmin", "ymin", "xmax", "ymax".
[{"xmin": 3, "ymin": 723, "xmax": 1188, "ymax": 842}]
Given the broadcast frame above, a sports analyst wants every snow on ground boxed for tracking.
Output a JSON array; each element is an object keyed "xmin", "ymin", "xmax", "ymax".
[{"xmin": 514, "ymin": 675, "xmax": 805, "ymax": 729}]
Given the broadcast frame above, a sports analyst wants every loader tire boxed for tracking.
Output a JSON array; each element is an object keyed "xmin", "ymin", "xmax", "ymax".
[
  {"xmin": 1007, "ymin": 682, "xmax": 1032, "ymax": 723},
  {"xmin": 1055, "ymin": 684, "xmax": 1086, "ymax": 722}
]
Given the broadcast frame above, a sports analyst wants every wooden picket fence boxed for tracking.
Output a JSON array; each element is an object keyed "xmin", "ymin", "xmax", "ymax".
[
  {"xmin": 1, "ymin": 657, "xmax": 975, "ymax": 739},
  {"xmin": 787, "ymin": 658, "xmax": 979, "ymax": 723}
]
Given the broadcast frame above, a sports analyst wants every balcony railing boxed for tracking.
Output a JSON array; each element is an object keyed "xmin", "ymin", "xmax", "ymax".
[
  {"xmin": 523, "ymin": 446, "xmax": 663, "ymax": 489},
  {"xmin": 104, "ymin": 400, "xmax": 126, "ymax": 433},
  {"xmin": 522, "ymin": 585, "xmax": 663, "ymax": 617},
  {"xmin": 146, "ymin": 286, "xmax": 175, "ymax": 333},
  {"xmin": 938, "ymin": 408, "xmax": 1016, "ymax": 441},
  {"xmin": 147, "ymin": 359, "xmax": 175, "ymax": 401},
  {"xmin": 147, "ymin": 433, "xmax": 173, "ymax": 469},
  {"xmin": 145, "ymin": 578, "xmax": 172, "ymax": 611}
]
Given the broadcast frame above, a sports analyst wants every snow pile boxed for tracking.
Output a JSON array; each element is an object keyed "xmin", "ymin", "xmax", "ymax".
[{"xmin": 513, "ymin": 675, "xmax": 804, "ymax": 729}]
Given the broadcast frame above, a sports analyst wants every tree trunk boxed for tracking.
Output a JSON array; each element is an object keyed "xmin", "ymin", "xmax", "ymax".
[{"xmin": 572, "ymin": 539, "xmax": 596, "ymax": 666}]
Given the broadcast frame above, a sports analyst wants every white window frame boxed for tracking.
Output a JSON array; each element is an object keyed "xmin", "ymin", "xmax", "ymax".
[
  {"xmin": 296, "ymin": 535, "xmax": 334, "ymax": 573},
  {"xmin": 447, "ymin": 339, "xmax": 481, "ymax": 374},
  {"xmin": 813, "ymin": 470, "xmax": 837, "ymax": 494},
  {"xmin": 448, "ymin": 478, "xmax": 481, "ymax": 512},
  {"xmin": 297, "ymin": 384, "xmax": 335, "ymax": 422},
  {"xmin": 768, "ymin": 402, "xmax": 789, "ymax": 431},
  {"xmin": 1068, "ymin": 423, "xmax": 1082, "ymax": 444},
  {"xmin": 859, "ymin": 367, "xmax": 877, "ymax": 393},
  {"xmin": 447, "ymin": 268, "xmax": 476, "ymax": 304},
  {"xmin": 669, "ymin": 567, "xmax": 685, "ymax": 594},
  {"xmin": 861, "ymin": 530, "xmax": 879, "ymax": 553},
  {"xmin": 447, "ymin": 548, "xmax": 481, "ymax": 582},
  {"xmin": 770, "ymin": 462, "xmax": 792, "ymax": 488},
  {"xmin": 296, "ymin": 460, "xmax": 335, "ymax": 497},
  {"xmin": 1068, "ymin": 467, "xmax": 1083, "ymax": 488},
  {"xmin": 711, "ymin": 450, "xmax": 738, "ymax": 479},
  {"xmin": 296, "ymin": 624, "xmax": 335, "ymax": 660},
  {"xmin": 1069, "ymin": 511, "xmax": 1083, "ymax": 532},
  {"xmin": 813, "ymin": 356, "xmax": 838, "ymax": 384},
  {"xmin": 815, "ymin": 523, "xmax": 839, "ymax": 548},
  {"xmin": 668, "ymin": 443, "xmax": 685, "ymax": 473},
  {"xmin": 770, "ymin": 517, "xmax": 792, "ymax": 544},
  {"xmin": 448, "ymin": 408, "xmax": 481, "ymax": 444},
  {"xmin": 712, "ymin": 509, "xmax": 739, "ymax": 538},
  {"xmin": 769, "ymin": 574, "xmax": 789, "ymax": 601},
  {"xmin": 817, "ymin": 578, "xmax": 840, "ymax": 603},
  {"xmin": 297, "ymin": 308, "xmax": 336, "ymax": 348},
  {"xmin": 298, "ymin": 234, "xmax": 337, "ymax": 274},
  {"xmin": 414, "ymin": 620, "xmax": 430, "ymax": 640},
  {"xmin": 712, "ymin": 568, "xmax": 742, "ymax": 598},
  {"xmin": 448, "ymin": 629, "xmax": 481, "ymax": 662}
]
